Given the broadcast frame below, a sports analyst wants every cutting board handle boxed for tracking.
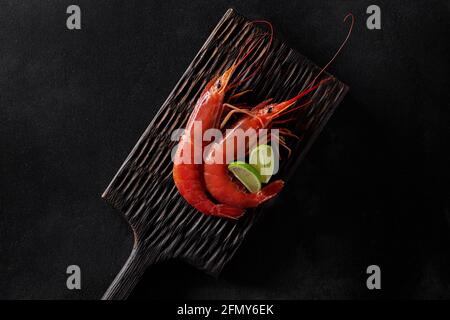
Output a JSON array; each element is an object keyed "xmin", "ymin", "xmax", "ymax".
[{"xmin": 102, "ymin": 244, "xmax": 147, "ymax": 300}]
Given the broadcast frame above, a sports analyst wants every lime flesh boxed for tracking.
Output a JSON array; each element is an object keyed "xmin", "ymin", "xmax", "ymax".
[
  {"xmin": 249, "ymin": 144, "xmax": 276, "ymax": 183},
  {"xmin": 228, "ymin": 161, "xmax": 262, "ymax": 193}
]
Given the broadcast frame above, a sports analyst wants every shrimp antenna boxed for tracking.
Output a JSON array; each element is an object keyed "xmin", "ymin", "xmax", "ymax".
[
  {"xmin": 235, "ymin": 20, "xmax": 274, "ymax": 82},
  {"xmin": 276, "ymin": 14, "xmax": 354, "ymax": 117},
  {"xmin": 309, "ymin": 13, "xmax": 354, "ymax": 88},
  {"xmin": 227, "ymin": 20, "xmax": 274, "ymax": 89},
  {"xmin": 276, "ymin": 76, "xmax": 332, "ymax": 114}
]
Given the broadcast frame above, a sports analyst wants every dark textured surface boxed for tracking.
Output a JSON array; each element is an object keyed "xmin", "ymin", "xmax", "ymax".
[
  {"xmin": 101, "ymin": 9, "xmax": 347, "ymax": 299},
  {"xmin": 1, "ymin": 0, "xmax": 449, "ymax": 300}
]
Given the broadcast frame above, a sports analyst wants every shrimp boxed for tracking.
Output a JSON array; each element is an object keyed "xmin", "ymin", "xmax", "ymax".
[
  {"xmin": 173, "ymin": 28, "xmax": 272, "ymax": 218},
  {"xmin": 173, "ymin": 66, "xmax": 242, "ymax": 217},
  {"xmin": 203, "ymin": 79, "xmax": 330, "ymax": 211},
  {"xmin": 203, "ymin": 13, "xmax": 354, "ymax": 214}
]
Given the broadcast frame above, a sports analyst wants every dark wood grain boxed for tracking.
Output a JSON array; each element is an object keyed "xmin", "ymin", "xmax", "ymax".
[{"xmin": 101, "ymin": 9, "xmax": 348, "ymax": 300}]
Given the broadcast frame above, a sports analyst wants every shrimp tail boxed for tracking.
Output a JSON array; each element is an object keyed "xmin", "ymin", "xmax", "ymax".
[
  {"xmin": 211, "ymin": 204, "xmax": 245, "ymax": 219},
  {"xmin": 256, "ymin": 179, "xmax": 285, "ymax": 203}
]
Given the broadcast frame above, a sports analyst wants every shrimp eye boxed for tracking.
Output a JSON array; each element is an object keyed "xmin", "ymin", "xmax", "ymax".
[
  {"xmin": 267, "ymin": 107, "xmax": 273, "ymax": 113},
  {"xmin": 216, "ymin": 80, "xmax": 222, "ymax": 89}
]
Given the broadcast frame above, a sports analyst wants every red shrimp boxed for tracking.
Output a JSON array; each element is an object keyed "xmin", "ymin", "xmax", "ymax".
[
  {"xmin": 203, "ymin": 79, "xmax": 330, "ymax": 210},
  {"xmin": 173, "ymin": 66, "xmax": 243, "ymax": 217},
  {"xmin": 173, "ymin": 27, "xmax": 272, "ymax": 218},
  {"xmin": 203, "ymin": 13, "xmax": 354, "ymax": 215}
]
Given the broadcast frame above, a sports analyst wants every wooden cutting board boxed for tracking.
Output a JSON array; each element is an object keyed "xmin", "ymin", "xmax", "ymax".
[{"xmin": 101, "ymin": 8, "xmax": 348, "ymax": 300}]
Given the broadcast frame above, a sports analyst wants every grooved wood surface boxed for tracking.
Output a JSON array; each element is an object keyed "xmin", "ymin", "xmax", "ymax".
[{"xmin": 101, "ymin": 9, "xmax": 348, "ymax": 299}]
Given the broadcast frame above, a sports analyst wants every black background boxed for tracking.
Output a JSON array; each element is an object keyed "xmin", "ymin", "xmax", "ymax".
[{"xmin": 1, "ymin": 0, "xmax": 449, "ymax": 299}]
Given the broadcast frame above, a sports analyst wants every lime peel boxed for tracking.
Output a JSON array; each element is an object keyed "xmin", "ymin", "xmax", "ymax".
[{"xmin": 228, "ymin": 161, "xmax": 262, "ymax": 193}]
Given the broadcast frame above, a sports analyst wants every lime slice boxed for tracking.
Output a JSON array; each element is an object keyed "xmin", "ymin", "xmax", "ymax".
[
  {"xmin": 249, "ymin": 144, "xmax": 276, "ymax": 183},
  {"xmin": 228, "ymin": 161, "xmax": 262, "ymax": 193}
]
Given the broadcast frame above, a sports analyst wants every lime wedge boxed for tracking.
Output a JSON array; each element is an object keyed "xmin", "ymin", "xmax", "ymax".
[
  {"xmin": 249, "ymin": 144, "xmax": 276, "ymax": 183},
  {"xmin": 228, "ymin": 161, "xmax": 262, "ymax": 193}
]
